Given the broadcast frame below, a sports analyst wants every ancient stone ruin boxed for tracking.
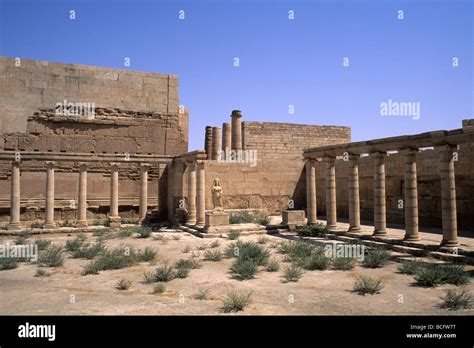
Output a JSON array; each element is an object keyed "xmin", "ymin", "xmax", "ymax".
[{"xmin": 1, "ymin": 56, "xmax": 473, "ymax": 256}]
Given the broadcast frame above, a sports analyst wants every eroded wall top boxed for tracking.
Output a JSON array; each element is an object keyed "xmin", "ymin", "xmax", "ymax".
[{"xmin": 0, "ymin": 56, "xmax": 179, "ymax": 133}]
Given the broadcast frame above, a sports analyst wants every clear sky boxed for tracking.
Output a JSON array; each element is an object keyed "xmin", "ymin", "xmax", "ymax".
[{"xmin": 1, "ymin": 0, "xmax": 472, "ymax": 151}]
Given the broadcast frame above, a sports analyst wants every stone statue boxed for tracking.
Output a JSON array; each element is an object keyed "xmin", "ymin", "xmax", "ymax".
[{"xmin": 211, "ymin": 178, "xmax": 224, "ymax": 212}]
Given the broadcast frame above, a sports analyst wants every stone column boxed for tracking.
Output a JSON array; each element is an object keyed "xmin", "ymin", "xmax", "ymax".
[
  {"xmin": 305, "ymin": 160, "xmax": 317, "ymax": 224},
  {"xmin": 324, "ymin": 156, "xmax": 337, "ymax": 228},
  {"xmin": 437, "ymin": 145, "xmax": 459, "ymax": 248},
  {"xmin": 76, "ymin": 163, "xmax": 88, "ymax": 228},
  {"xmin": 195, "ymin": 160, "xmax": 206, "ymax": 227},
  {"xmin": 222, "ymin": 122, "xmax": 231, "ymax": 161},
  {"xmin": 44, "ymin": 161, "xmax": 56, "ymax": 229},
  {"xmin": 204, "ymin": 126, "xmax": 213, "ymax": 160},
  {"xmin": 166, "ymin": 162, "xmax": 175, "ymax": 222},
  {"xmin": 371, "ymin": 152, "xmax": 387, "ymax": 235},
  {"xmin": 187, "ymin": 163, "xmax": 196, "ymax": 224},
  {"xmin": 231, "ymin": 110, "xmax": 242, "ymax": 152},
  {"xmin": 139, "ymin": 164, "xmax": 150, "ymax": 223},
  {"xmin": 348, "ymin": 154, "xmax": 361, "ymax": 231},
  {"xmin": 402, "ymin": 149, "xmax": 420, "ymax": 241},
  {"xmin": 211, "ymin": 126, "xmax": 221, "ymax": 160},
  {"xmin": 7, "ymin": 161, "xmax": 21, "ymax": 230},
  {"xmin": 109, "ymin": 163, "xmax": 121, "ymax": 228}
]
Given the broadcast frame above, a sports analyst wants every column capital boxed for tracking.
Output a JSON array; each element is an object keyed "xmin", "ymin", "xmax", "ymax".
[
  {"xmin": 196, "ymin": 160, "xmax": 206, "ymax": 167},
  {"xmin": 78, "ymin": 162, "xmax": 88, "ymax": 170},
  {"xmin": 45, "ymin": 161, "xmax": 55, "ymax": 168},
  {"xmin": 304, "ymin": 158, "xmax": 317, "ymax": 165},
  {"xmin": 186, "ymin": 162, "xmax": 196, "ymax": 171},
  {"xmin": 231, "ymin": 110, "xmax": 242, "ymax": 118},
  {"xmin": 110, "ymin": 162, "xmax": 120, "ymax": 169},
  {"xmin": 322, "ymin": 155, "xmax": 336, "ymax": 163},
  {"xmin": 369, "ymin": 151, "xmax": 387, "ymax": 159},
  {"xmin": 140, "ymin": 163, "xmax": 152, "ymax": 170},
  {"xmin": 436, "ymin": 144, "xmax": 458, "ymax": 161},
  {"xmin": 347, "ymin": 153, "xmax": 360, "ymax": 164}
]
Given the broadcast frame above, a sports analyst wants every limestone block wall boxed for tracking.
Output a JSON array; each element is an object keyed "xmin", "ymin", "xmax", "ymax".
[{"xmin": 201, "ymin": 122, "xmax": 351, "ymax": 213}]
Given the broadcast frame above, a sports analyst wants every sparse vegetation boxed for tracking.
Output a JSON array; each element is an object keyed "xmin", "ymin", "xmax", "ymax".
[
  {"xmin": 302, "ymin": 253, "xmax": 331, "ymax": 271},
  {"xmin": 117, "ymin": 228, "xmax": 134, "ymax": 238},
  {"xmin": 220, "ymin": 290, "xmax": 251, "ymax": 313},
  {"xmin": 297, "ymin": 223, "xmax": 329, "ymax": 237},
  {"xmin": 38, "ymin": 245, "xmax": 64, "ymax": 267},
  {"xmin": 210, "ymin": 240, "xmax": 220, "ymax": 248},
  {"xmin": 70, "ymin": 241, "xmax": 105, "ymax": 259},
  {"xmin": 0, "ymin": 257, "xmax": 18, "ymax": 270},
  {"xmin": 257, "ymin": 236, "xmax": 269, "ymax": 244},
  {"xmin": 82, "ymin": 245, "xmax": 149, "ymax": 275},
  {"xmin": 332, "ymin": 257, "xmax": 356, "ymax": 271},
  {"xmin": 265, "ymin": 258, "xmax": 280, "ymax": 272},
  {"xmin": 35, "ymin": 267, "xmax": 51, "ymax": 277},
  {"xmin": 116, "ymin": 278, "xmax": 132, "ymax": 290},
  {"xmin": 34, "ymin": 239, "xmax": 52, "ymax": 251},
  {"xmin": 398, "ymin": 259, "xmax": 425, "ymax": 275},
  {"xmin": 441, "ymin": 289, "xmax": 472, "ymax": 310},
  {"xmin": 195, "ymin": 288, "xmax": 210, "ymax": 300},
  {"xmin": 138, "ymin": 247, "xmax": 157, "ymax": 263},
  {"xmin": 254, "ymin": 212, "xmax": 270, "ymax": 226},
  {"xmin": 362, "ymin": 248, "xmax": 390, "ymax": 268},
  {"xmin": 196, "ymin": 244, "xmax": 208, "ymax": 251},
  {"xmin": 227, "ymin": 230, "xmax": 241, "ymax": 240},
  {"xmin": 143, "ymin": 271, "xmax": 156, "ymax": 284},
  {"xmin": 414, "ymin": 263, "xmax": 470, "ymax": 287},
  {"xmin": 153, "ymin": 282, "xmax": 166, "ymax": 294},
  {"xmin": 229, "ymin": 211, "xmax": 254, "ymax": 224},
  {"xmin": 230, "ymin": 259, "xmax": 258, "ymax": 280},
  {"xmin": 204, "ymin": 250, "xmax": 223, "ymax": 262},
  {"xmin": 282, "ymin": 264, "xmax": 304, "ymax": 283},
  {"xmin": 182, "ymin": 245, "xmax": 191, "ymax": 254},
  {"xmin": 175, "ymin": 266, "xmax": 190, "ymax": 278},
  {"xmin": 353, "ymin": 275, "xmax": 384, "ymax": 295},
  {"xmin": 154, "ymin": 265, "xmax": 175, "ymax": 282},
  {"xmin": 278, "ymin": 240, "xmax": 316, "ymax": 264},
  {"xmin": 14, "ymin": 236, "xmax": 27, "ymax": 245},
  {"xmin": 65, "ymin": 233, "xmax": 87, "ymax": 252},
  {"xmin": 136, "ymin": 226, "xmax": 152, "ymax": 238}
]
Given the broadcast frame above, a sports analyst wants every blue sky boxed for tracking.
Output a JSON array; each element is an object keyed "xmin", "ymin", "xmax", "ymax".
[{"xmin": 1, "ymin": 0, "xmax": 472, "ymax": 151}]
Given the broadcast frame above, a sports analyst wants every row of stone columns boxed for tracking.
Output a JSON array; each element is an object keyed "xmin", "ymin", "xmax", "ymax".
[
  {"xmin": 305, "ymin": 145, "xmax": 459, "ymax": 247},
  {"xmin": 7, "ymin": 161, "xmax": 152, "ymax": 230},
  {"xmin": 204, "ymin": 110, "xmax": 243, "ymax": 160},
  {"xmin": 185, "ymin": 160, "xmax": 206, "ymax": 227}
]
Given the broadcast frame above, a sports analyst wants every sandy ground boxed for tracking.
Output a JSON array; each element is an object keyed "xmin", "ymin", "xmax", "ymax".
[{"xmin": 0, "ymin": 230, "xmax": 473, "ymax": 315}]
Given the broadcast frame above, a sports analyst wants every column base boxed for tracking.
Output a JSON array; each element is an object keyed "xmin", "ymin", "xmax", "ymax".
[
  {"xmin": 43, "ymin": 223, "xmax": 57, "ymax": 229},
  {"xmin": 186, "ymin": 220, "xmax": 196, "ymax": 225},
  {"xmin": 76, "ymin": 220, "xmax": 88, "ymax": 228},
  {"xmin": 348, "ymin": 226, "xmax": 361, "ymax": 232},
  {"xmin": 373, "ymin": 229, "xmax": 387, "ymax": 236},
  {"xmin": 439, "ymin": 239, "xmax": 459, "ymax": 249},
  {"xmin": 404, "ymin": 234, "xmax": 420, "ymax": 241},
  {"xmin": 7, "ymin": 223, "xmax": 22, "ymax": 231}
]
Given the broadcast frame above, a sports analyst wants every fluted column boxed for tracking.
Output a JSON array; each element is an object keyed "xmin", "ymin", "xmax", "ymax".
[
  {"xmin": 348, "ymin": 154, "xmax": 361, "ymax": 231},
  {"xmin": 44, "ymin": 161, "xmax": 56, "ymax": 229},
  {"xmin": 211, "ymin": 127, "xmax": 221, "ymax": 160},
  {"xmin": 76, "ymin": 163, "xmax": 88, "ymax": 227},
  {"xmin": 437, "ymin": 145, "xmax": 459, "ymax": 248},
  {"xmin": 371, "ymin": 152, "xmax": 387, "ymax": 235},
  {"xmin": 7, "ymin": 161, "xmax": 21, "ymax": 230},
  {"xmin": 324, "ymin": 156, "xmax": 337, "ymax": 228},
  {"xmin": 195, "ymin": 160, "xmax": 206, "ymax": 227},
  {"xmin": 402, "ymin": 149, "xmax": 419, "ymax": 241},
  {"xmin": 109, "ymin": 163, "xmax": 121, "ymax": 228},
  {"xmin": 187, "ymin": 163, "xmax": 196, "ymax": 224},
  {"xmin": 305, "ymin": 160, "xmax": 317, "ymax": 224},
  {"xmin": 222, "ymin": 122, "xmax": 232, "ymax": 161},
  {"xmin": 139, "ymin": 164, "xmax": 150, "ymax": 223},
  {"xmin": 204, "ymin": 126, "xmax": 213, "ymax": 160}
]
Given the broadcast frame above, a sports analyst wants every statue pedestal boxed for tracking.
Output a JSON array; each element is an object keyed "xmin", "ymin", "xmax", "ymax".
[
  {"xmin": 282, "ymin": 210, "xmax": 305, "ymax": 230},
  {"xmin": 204, "ymin": 211, "xmax": 229, "ymax": 233}
]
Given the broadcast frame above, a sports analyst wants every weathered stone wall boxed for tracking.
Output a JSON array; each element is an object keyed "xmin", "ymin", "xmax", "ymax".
[
  {"xmin": 0, "ymin": 57, "xmax": 187, "ymax": 223},
  {"xmin": 202, "ymin": 122, "xmax": 352, "ymax": 213}
]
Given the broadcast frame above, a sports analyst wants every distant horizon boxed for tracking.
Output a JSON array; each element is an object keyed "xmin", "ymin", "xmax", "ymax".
[{"xmin": 1, "ymin": 0, "xmax": 472, "ymax": 151}]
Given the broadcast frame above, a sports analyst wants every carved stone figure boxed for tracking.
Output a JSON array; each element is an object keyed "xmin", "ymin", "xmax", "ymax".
[{"xmin": 211, "ymin": 178, "xmax": 224, "ymax": 212}]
